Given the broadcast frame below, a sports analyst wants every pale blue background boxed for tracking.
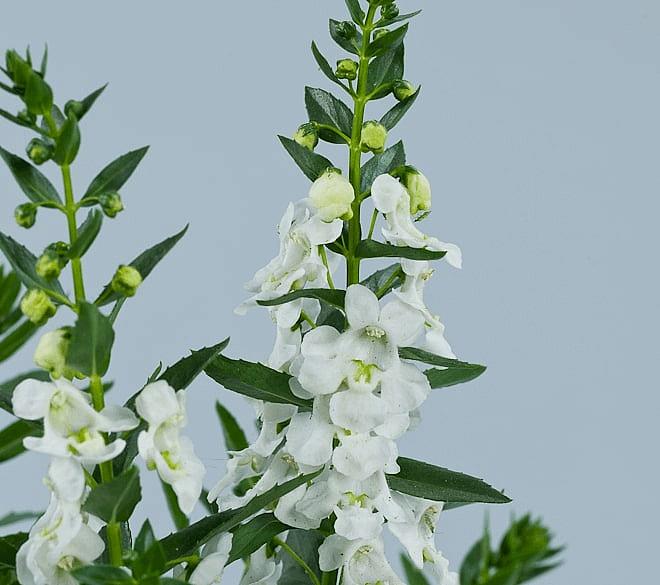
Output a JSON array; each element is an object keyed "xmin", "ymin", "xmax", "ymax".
[{"xmin": 1, "ymin": 1, "xmax": 659, "ymax": 583}]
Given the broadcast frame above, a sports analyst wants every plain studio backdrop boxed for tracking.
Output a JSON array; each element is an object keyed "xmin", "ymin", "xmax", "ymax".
[{"xmin": 1, "ymin": 1, "xmax": 658, "ymax": 583}]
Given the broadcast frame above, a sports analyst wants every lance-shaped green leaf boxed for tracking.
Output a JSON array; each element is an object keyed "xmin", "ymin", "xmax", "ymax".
[
  {"xmin": 355, "ymin": 240, "xmax": 447, "ymax": 261},
  {"xmin": 399, "ymin": 347, "xmax": 487, "ymax": 388},
  {"xmin": 387, "ymin": 457, "xmax": 511, "ymax": 504},
  {"xmin": 0, "ymin": 420, "xmax": 38, "ymax": 464},
  {"xmin": 305, "ymin": 87, "xmax": 353, "ymax": 142},
  {"xmin": 228, "ymin": 514, "xmax": 289, "ymax": 565},
  {"xmin": 84, "ymin": 146, "xmax": 149, "ymax": 199},
  {"xmin": 376, "ymin": 10, "xmax": 423, "ymax": 29},
  {"xmin": 344, "ymin": 0, "xmax": 365, "ymax": 25},
  {"xmin": 360, "ymin": 141, "xmax": 406, "ymax": 192},
  {"xmin": 380, "ymin": 87, "xmax": 421, "ymax": 130},
  {"xmin": 160, "ymin": 471, "xmax": 320, "ymax": 560},
  {"xmin": 276, "ymin": 528, "xmax": 324, "ymax": 583},
  {"xmin": 161, "ymin": 481, "xmax": 188, "ymax": 531},
  {"xmin": 278, "ymin": 136, "xmax": 334, "ymax": 182},
  {"xmin": 52, "ymin": 115, "xmax": 81, "ymax": 165},
  {"xmin": 0, "ymin": 370, "xmax": 49, "ymax": 415},
  {"xmin": 0, "ymin": 511, "xmax": 41, "ymax": 528},
  {"xmin": 67, "ymin": 302, "xmax": 115, "ymax": 377},
  {"xmin": 361, "ymin": 263, "xmax": 404, "ymax": 298},
  {"xmin": 367, "ymin": 44, "xmax": 404, "ymax": 96},
  {"xmin": 95, "ymin": 225, "xmax": 188, "ymax": 306},
  {"xmin": 0, "ymin": 268, "xmax": 21, "ymax": 319},
  {"xmin": 132, "ymin": 520, "xmax": 167, "ymax": 578},
  {"xmin": 401, "ymin": 554, "xmax": 431, "ymax": 585},
  {"xmin": 83, "ymin": 466, "xmax": 141, "ymax": 523},
  {"xmin": 68, "ymin": 210, "xmax": 103, "ymax": 259},
  {"xmin": 460, "ymin": 527, "xmax": 491, "ymax": 585},
  {"xmin": 205, "ymin": 356, "xmax": 312, "ymax": 411},
  {"xmin": 368, "ymin": 24, "xmax": 409, "ymax": 57},
  {"xmin": 0, "ymin": 146, "xmax": 61, "ymax": 203},
  {"xmin": 0, "ymin": 321, "xmax": 38, "ymax": 363},
  {"xmin": 215, "ymin": 401, "xmax": 249, "ymax": 453},
  {"xmin": 71, "ymin": 565, "xmax": 134, "ymax": 585},
  {"xmin": 0, "ymin": 533, "xmax": 28, "ymax": 570},
  {"xmin": 329, "ymin": 19, "xmax": 361, "ymax": 55},
  {"xmin": 257, "ymin": 288, "xmax": 346, "ymax": 310},
  {"xmin": 75, "ymin": 83, "xmax": 108, "ymax": 121},
  {"xmin": 0, "ymin": 233, "xmax": 66, "ymax": 296},
  {"xmin": 311, "ymin": 42, "xmax": 346, "ymax": 90}
]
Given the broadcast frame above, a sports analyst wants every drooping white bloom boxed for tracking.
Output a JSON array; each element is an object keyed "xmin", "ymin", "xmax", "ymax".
[
  {"xmin": 136, "ymin": 381, "xmax": 205, "ymax": 515},
  {"xmin": 308, "ymin": 168, "xmax": 355, "ymax": 222},
  {"xmin": 371, "ymin": 174, "xmax": 462, "ymax": 269},
  {"xmin": 425, "ymin": 548, "xmax": 460, "ymax": 585},
  {"xmin": 189, "ymin": 533, "xmax": 233, "ymax": 585},
  {"xmin": 240, "ymin": 546, "xmax": 283, "ymax": 585},
  {"xmin": 207, "ymin": 446, "xmax": 269, "ymax": 510},
  {"xmin": 12, "ymin": 379, "xmax": 138, "ymax": 464},
  {"xmin": 16, "ymin": 458, "xmax": 105, "ymax": 585}
]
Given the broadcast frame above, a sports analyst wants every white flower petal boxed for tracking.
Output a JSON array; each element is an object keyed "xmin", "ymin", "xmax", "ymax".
[
  {"xmin": 12, "ymin": 379, "xmax": 54, "ymax": 420},
  {"xmin": 329, "ymin": 391, "xmax": 387, "ymax": 433},
  {"xmin": 135, "ymin": 381, "xmax": 180, "ymax": 426},
  {"xmin": 372, "ymin": 174, "xmax": 405, "ymax": 214},
  {"xmin": 380, "ymin": 299, "xmax": 425, "ymax": 346},
  {"xmin": 345, "ymin": 285, "xmax": 380, "ymax": 330}
]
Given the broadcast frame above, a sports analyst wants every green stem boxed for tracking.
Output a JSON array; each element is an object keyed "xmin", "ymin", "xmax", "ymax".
[
  {"xmin": 367, "ymin": 209, "xmax": 378, "ymax": 240},
  {"xmin": 273, "ymin": 537, "xmax": 322, "ymax": 585},
  {"xmin": 60, "ymin": 165, "xmax": 86, "ymax": 303},
  {"xmin": 321, "ymin": 570, "xmax": 338, "ymax": 585},
  {"xmin": 105, "ymin": 522, "xmax": 123, "ymax": 567},
  {"xmin": 346, "ymin": 3, "xmax": 378, "ymax": 286},
  {"xmin": 319, "ymin": 246, "xmax": 335, "ymax": 289}
]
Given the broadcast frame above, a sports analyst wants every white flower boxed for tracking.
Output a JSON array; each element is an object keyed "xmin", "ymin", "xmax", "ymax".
[
  {"xmin": 371, "ymin": 174, "xmax": 462, "ymax": 269},
  {"xmin": 251, "ymin": 402, "xmax": 297, "ymax": 458},
  {"xmin": 308, "ymin": 168, "xmax": 355, "ymax": 222},
  {"xmin": 425, "ymin": 548, "xmax": 460, "ymax": 585},
  {"xmin": 319, "ymin": 535, "xmax": 404, "ymax": 585},
  {"xmin": 12, "ymin": 379, "xmax": 138, "ymax": 464},
  {"xmin": 16, "ymin": 458, "xmax": 105, "ymax": 585},
  {"xmin": 332, "ymin": 433, "xmax": 399, "ymax": 481},
  {"xmin": 207, "ymin": 446, "xmax": 268, "ymax": 510},
  {"xmin": 285, "ymin": 396, "xmax": 336, "ymax": 467},
  {"xmin": 136, "ymin": 381, "xmax": 205, "ymax": 514},
  {"xmin": 240, "ymin": 546, "xmax": 282, "ymax": 585},
  {"xmin": 189, "ymin": 533, "xmax": 233, "ymax": 585}
]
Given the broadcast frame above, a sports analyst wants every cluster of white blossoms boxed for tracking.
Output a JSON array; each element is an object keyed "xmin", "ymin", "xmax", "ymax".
[
  {"xmin": 209, "ymin": 172, "xmax": 461, "ymax": 584},
  {"xmin": 10, "ymin": 369, "xmax": 205, "ymax": 583}
]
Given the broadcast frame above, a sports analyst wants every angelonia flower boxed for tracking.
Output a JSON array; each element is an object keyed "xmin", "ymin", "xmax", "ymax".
[
  {"xmin": 293, "ymin": 122, "xmax": 319, "ymax": 152},
  {"xmin": 189, "ymin": 533, "xmax": 233, "ymax": 585},
  {"xmin": 308, "ymin": 168, "xmax": 355, "ymax": 222},
  {"xmin": 393, "ymin": 79, "xmax": 416, "ymax": 101},
  {"xmin": 135, "ymin": 381, "xmax": 206, "ymax": 515},
  {"xmin": 215, "ymin": 170, "xmax": 464, "ymax": 581}
]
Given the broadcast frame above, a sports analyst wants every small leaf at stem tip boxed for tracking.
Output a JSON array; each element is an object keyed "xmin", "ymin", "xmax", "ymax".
[
  {"xmin": 52, "ymin": 115, "xmax": 81, "ymax": 165},
  {"xmin": 84, "ymin": 146, "xmax": 149, "ymax": 199},
  {"xmin": 375, "ymin": 10, "xmax": 423, "ymax": 29},
  {"xmin": 367, "ymin": 24, "xmax": 409, "ymax": 58},
  {"xmin": 367, "ymin": 43, "xmax": 405, "ymax": 96},
  {"xmin": 311, "ymin": 42, "xmax": 347, "ymax": 90},
  {"xmin": 257, "ymin": 288, "xmax": 346, "ymax": 310},
  {"xmin": 344, "ymin": 0, "xmax": 365, "ymax": 26}
]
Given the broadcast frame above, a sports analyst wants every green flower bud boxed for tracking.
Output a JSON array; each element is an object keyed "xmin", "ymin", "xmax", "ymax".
[
  {"xmin": 111, "ymin": 265, "xmax": 142, "ymax": 297},
  {"xmin": 293, "ymin": 123, "xmax": 319, "ymax": 152},
  {"xmin": 36, "ymin": 250, "xmax": 63, "ymax": 280},
  {"xmin": 26, "ymin": 138, "xmax": 54, "ymax": 165},
  {"xmin": 360, "ymin": 121, "xmax": 388, "ymax": 154},
  {"xmin": 34, "ymin": 328, "xmax": 76, "ymax": 380},
  {"xmin": 335, "ymin": 21, "xmax": 358, "ymax": 40},
  {"xmin": 5, "ymin": 50, "xmax": 31, "ymax": 88},
  {"xmin": 336, "ymin": 59, "xmax": 358, "ymax": 81},
  {"xmin": 309, "ymin": 168, "xmax": 355, "ymax": 222},
  {"xmin": 393, "ymin": 80, "xmax": 416, "ymax": 101},
  {"xmin": 99, "ymin": 192, "xmax": 125, "ymax": 218},
  {"xmin": 381, "ymin": 3, "xmax": 400, "ymax": 19},
  {"xmin": 20, "ymin": 289, "xmax": 56, "ymax": 325},
  {"xmin": 64, "ymin": 100, "xmax": 84, "ymax": 119},
  {"xmin": 401, "ymin": 166, "xmax": 432, "ymax": 214},
  {"xmin": 14, "ymin": 203, "xmax": 37, "ymax": 228},
  {"xmin": 373, "ymin": 28, "xmax": 390, "ymax": 41}
]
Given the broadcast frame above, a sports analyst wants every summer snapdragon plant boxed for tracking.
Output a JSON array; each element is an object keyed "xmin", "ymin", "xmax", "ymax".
[{"xmin": 0, "ymin": 1, "xmax": 563, "ymax": 585}]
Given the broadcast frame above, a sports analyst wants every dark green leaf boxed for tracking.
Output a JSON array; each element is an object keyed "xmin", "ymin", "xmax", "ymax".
[
  {"xmin": 367, "ymin": 44, "xmax": 404, "ymax": 95},
  {"xmin": 95, "ymin": 225, "xmax": 188, "ymax": 306},
  {"xmin": 376, "ymin": 10, "xmax": 423, "ymax": 29},
  {"xmin": 277, "ymin": 528, "xmax": 324, "ymax": 584},
  {"xmin": 135, "ymin": 520, "xmax": 157, "ymax": 554},
  {"xmin": 71, "ymin": 565, "xmax": 134, "ymax": 585},
  {"xmin": 398, "ymin": 347, "xmax": 487, "ymax": 388},
  {"xmin": 344, "ymin": 0, "xmax": 365, "ymax": 25},
  {"xmin": 311, "ymin": 42, "xmax": 345, "ymax": 90},
  {"xmin": 355, "ymin": 240, "xmax": 447, "ymax": 261},
  {"xmin": 0, "ymin": 270, "xmax": 21, "ymax": 319},
  {"xmin": 0, "ymin": 321, "xmax": 38, "ymax": 363},
  {"xmin": 0, "ymin": 533, "xmax": 27, "ymax": 570},
  {"xmin": 0, "ymin": 370, "xmax": 49, "ymax": 415},
  {"xmin": 360, "ymin": 141, "xmax": 406, "ymax": 192},
  {"xmin": 316, "ymin": 302, "xmax": 346, "ymax": 332},
  {"xmin": 159, "ymin": 338, "xmax": 230, "ymax": 392},
  {"xmin": 401, "ymin": 554, "xmax": 431, "ymax": 585},
  {"xmin": 228, "ymin": 514, "xmax": 289, "ymax": 565},
  {"xmin": 0, "ymin": 511, "xmax": 41, "ymax": 528},
  {"xmin": 205, "ymin": 356, "xmax": 312, "ymax": 411},
  {"xmin": 53, "ymin": 116, "xmax": 81, "ymax": 165},
  {"xmin": 305, "ymin": 87, "xmax": 353, "ymax": 143},
  {"xmin": 482, "ymin": 566, "xmax": 521, "ymax": 585},
  {"xmin": 329, "ymin": 19, "xmax": 361, "ymax": 55},
  {"xmin": 215, "ymin": 402, "xmax": 249, "ymax": 453},
  {"xmin": 0, "ymin": 420, "xmax": 38, "ymax": 464},
  {"xmin": 368, "ymin": 24, "xmax": 408, "ymax": 57},
  {"xmin": 257, "ymin": 288, "xmax": 346, "ymax": 310},
  {"xmin": 278, "ymin": 136, "xmax": 334, "ymax": 182},
  {"xmin": 0, "ymin": 307, "xmax": 22, "ymax": 336},
  {"xmin": 132, "ymin": 520, "xmax": 167, "ymax": 579},
  {"xmin": 77, "ymin": 84, "xmax": 108, "ymax": 120},
  {"xmin": 160, "ymin": 471, "xmax": 320, "ymax": 561},
  {"xmin": 460, "ymin": 533, "xmax": 490, "ymax": 585},
  {"xmin": 83, "ymin": 466, "xmax": 141, "ymax": 523},
  {"xmin": 67, "ymin": 302, "xmax": 115, "ymax": 377},
  {"xmin": 361, "ymin": 263, "xmax": 403, "ymax": 298},
  {"xmin": 161, "ymin": 481, "xmax": 189, "ymax": 531},
  {"xmin": 24, "ymin": 72, "xmax": 53, "ymax": 116},
  {"xmin": 0, "ymin": 146, "xmax": 61, "ymax": 203},
  {"xmin": 380, "ymin": 87, "xmax": 421, "ymax": 130},
  {"xmin": 84, "ymin": 146, "xmax": 149, "ymax": 199},
  {"xmin": 0, "ymin": 108, "xmax": 41, "ymax": 132},
  {"xmin": 68, "ymin": 210, "xmax": 103, "ymax": 259},
  {"xmin": 387, "ymin": 457, "xmax": 512, "ymax": 504},
  {"xmin": 0, "ymin": 233, "xmax": 65, "ymax": 295}
]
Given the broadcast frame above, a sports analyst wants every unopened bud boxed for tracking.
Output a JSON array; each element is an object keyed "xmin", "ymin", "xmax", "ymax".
[
  {"xmin": 35, "ymin": 242, "xmax": 69, "ymax": 280},
  {"xmin": 360, "ymin": 121, "xmax": 388, "ymax": 154},
  {"xmin": 336, "ymin": 59, "xmax": 358, "ymax": 81},
  {"xmin": 99, "ymin": 192, "xmax": 124, "ymax": 218},
  {"xmin": 20, "ymin": 289, "xmax": 56, "ymax": 325},
  {"xmin": 64, "ymin": 100, "xmax": 84, "ymax": 119},
  {"xmin": 34, "ymin": 328, "xmax": 76, "ymax": 380},
  {"xmin": 309, "ymin": 168, "xmax": 355, "ymax": 222},
  {"xmin": 26, "ymin": 138, "xmax": 54, "ymax": 165},
  {"xmin": 373, "ymin": 28, "xmax": 390, "ymax": 41},
  {"xmin": 381, "ymin": 3, "xmax": 400, "ymax": 19},
  {"xmin": 293, "ymin": 123, "xmax": 319, "ymax": 152},
  {"xmin": 401, "ymin": 166, "xmax": 432, "ymax": 214},
  {"xmin": 15, "ymin": 203, "xmax": 37, "ymax": 228},
  {"xmin": 111, "ymin": 265, "xmax": 142, "ymax": 297},
  {"xmin": 393, "ymin": 80, "xmax": 416, "ymax": 101}
]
